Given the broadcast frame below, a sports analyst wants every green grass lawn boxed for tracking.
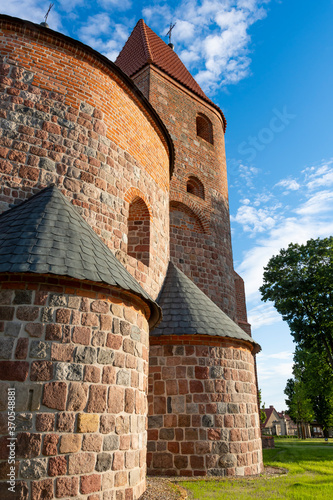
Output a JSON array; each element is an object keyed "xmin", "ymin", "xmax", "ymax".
[{"xmin": 179, "ymin": 439, "xmax": 333, "ymax": 499}]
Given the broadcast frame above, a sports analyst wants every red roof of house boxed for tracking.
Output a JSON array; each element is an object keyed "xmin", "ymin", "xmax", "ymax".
[
  {"xmin": 115, "ymin": 19, "xmax": 226, "ymax": 131},
  {"xmin": 263, "ymin": 407, "xmax": 275, "ymax": 427}
]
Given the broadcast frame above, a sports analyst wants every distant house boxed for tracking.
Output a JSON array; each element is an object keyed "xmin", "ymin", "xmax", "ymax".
[
  {"xmin": 311, "ymin": 424, "xmax": 324, "ymax": 438},
  {"xmin": 262, "ymin": 406, "xmax": 298, "ymax": 436},
  {"xmin": 278, "ymin": 412, "xmax": 298, "ymax": 436}
]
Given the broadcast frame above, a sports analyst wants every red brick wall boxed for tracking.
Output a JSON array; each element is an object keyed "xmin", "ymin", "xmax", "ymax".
[
  {"xmin": 130, "ymin": 69, "xmax": 150, "ymax": 101},
  {"xmin": 196, "ymin": 114, "xmax": 213, "ymax": 144},
  {"xmin": 133, "ymin": 66, "xmax": 238, "ymax": 320},
  {"xmin": 186, "ymin": 176, "xmax": 205, "ymax": 199},
  {"xmin": 234, "ymin": 272, "xmax": 251, "ymax": 336},
  {"xmin": 147, "ymin": 336, "xmax": 263, "ymax": 477},
  {"xmin": 0, "ymin": 19, "xmax": 170, "ymax": 300},
  {"xmin": 0, "ymin": 274, "xmax": 150, "ymax": 499}
]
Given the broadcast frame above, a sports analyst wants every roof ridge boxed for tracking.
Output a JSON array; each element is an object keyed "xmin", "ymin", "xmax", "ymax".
[
  {"xmin": 152, "ymin": 262, "xmax": 260, "ymax": 352},
  {"xmin": 139, "ymin": 19, "xmax": 153, "ymax": 63}
]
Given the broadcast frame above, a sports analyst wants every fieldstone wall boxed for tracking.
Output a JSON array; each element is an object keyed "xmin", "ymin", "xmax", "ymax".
[
  {"xmin": 0, "ymin": 274, "xmax": 150, "ymax": 499},
  {"xmin": 147, "ymin": 337, "xmax": 263, "ymax": 477},
  {"xmin": 0, "ymin": 18, "xmax": 171, "ymax": 300}
]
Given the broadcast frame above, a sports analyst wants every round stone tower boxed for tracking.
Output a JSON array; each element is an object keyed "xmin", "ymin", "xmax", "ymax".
[
  {"xmin": 146, "ymin": 264, "xmax": 262, "ymax": 477},
  {"xmin": 0, "ymin": 185, "xmax": 161, "ymax": 499}
]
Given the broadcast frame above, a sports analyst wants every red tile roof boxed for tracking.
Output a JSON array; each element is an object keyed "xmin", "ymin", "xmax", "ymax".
[
  {"xmin": 263, "ymin": 407, "xmax": 275, "ymax": 427},
  {"xmin": 116, "ymin": 19, "xmax": 226, "ymax": 131}
]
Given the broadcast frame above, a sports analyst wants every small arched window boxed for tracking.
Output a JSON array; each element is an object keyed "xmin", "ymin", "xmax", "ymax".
[
  {"xmin": 127, "ymin": 197, "xmax": 150, "ymax": 266},
  {"xmin": 186, "ymin": 176, "xmax": 205, "ymax": 200},
  {"xmin": 196, "ymin": 113, "xmax": 213, "ymax": 144}
]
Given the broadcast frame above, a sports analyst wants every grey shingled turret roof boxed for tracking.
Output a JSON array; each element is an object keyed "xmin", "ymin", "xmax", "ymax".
[
  {"xmin": 152, "ymin": 262, "xmax": 260, "ymax": 353},
  {"xmin": 0, "ymin": 185, "xmax": 161, "ymax": 328}
]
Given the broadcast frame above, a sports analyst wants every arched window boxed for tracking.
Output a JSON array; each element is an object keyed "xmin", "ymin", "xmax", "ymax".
[
  {"xmin": 186, "ymin": 176, "xmax": 205, "ymax": 200},
  {"xmin": 196, "ymin": 113, "xmax": 213, "ymax": 144},
  {"xmin": 127, "ymin": 197, "xmax": 150, "ymax": 266},
  {"xmin": 170, "ymin": 201, "xmax": 205, "ymax": 234}
]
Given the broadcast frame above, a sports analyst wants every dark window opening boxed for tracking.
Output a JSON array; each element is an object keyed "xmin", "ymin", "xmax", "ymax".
[
  {"xmin": 196, "ymin": 114, "xmax": 213, "ymax": 144},
  {"xmin": 186, "ymin": 176, "xmax": 205, "ymax": 200},
  {"xmin": 127, "ymin": 197, "xmax": 150, "ymax": 266}
]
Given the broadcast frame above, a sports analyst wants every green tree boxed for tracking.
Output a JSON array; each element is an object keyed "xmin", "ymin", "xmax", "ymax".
[
  {"xmin": 284, "ymin": 377, "xmax": 297, "ymax": 422},
  {"xmin": 260, "ymin": 237, "xmax": 333, "ymax": 371},
  {"xmin": 284, "ymin": 368, "xmax": 313, "ymax": 439},
  {"xmin": 294, "ymin": 347, "xmax": 333, "ymax": 437},
  {"xmin": 258, "ymin": 389, "xmax": 267, "ymax": 426}
]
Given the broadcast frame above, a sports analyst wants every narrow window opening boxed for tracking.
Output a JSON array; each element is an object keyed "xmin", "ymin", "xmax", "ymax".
[
  {"xmin": 127, "ymin": 197, "xmax": 150, "ymax": 266},
  {"xmin": 196, "ymin": 114, "xmax": 213, "ymax": 144},
  {"xmin": 186, "ymin": 176, "xmax": 205, "ymax": 200}
]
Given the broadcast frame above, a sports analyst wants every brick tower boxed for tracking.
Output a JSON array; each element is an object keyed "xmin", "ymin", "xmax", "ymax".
[{"xmin": 116, "ymin": 19, "xmax": 240, "ymax": 322}]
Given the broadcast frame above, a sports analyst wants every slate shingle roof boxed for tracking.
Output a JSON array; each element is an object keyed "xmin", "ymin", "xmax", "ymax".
[
  {"xmin": 152, "ymin": 262, "xmax": 260, "ymax": 353},
  {"xmin": 0, "ymin": 185, "xmax": 161, "ymax": 328},
  {"xmin": 115, "ymin": 19, "xmax": 227, "ymax": 131}
]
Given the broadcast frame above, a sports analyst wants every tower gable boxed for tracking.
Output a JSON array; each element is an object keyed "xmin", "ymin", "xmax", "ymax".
[{"xmin": 116, "ymin": 19, "xmax": 226, "ymax": 130}]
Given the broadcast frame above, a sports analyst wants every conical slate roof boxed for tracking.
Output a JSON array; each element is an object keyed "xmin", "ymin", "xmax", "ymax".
[
  {"xmin": 115, "ymin": 19, "xmax": 226, "ymax": 131},
  {"xmin": 152, "ymin": 262, "xmax": 260, "ymax": 353},
  {"xmin": 0, "ymin": 185, "xmax": 161, "ymax": 328}
]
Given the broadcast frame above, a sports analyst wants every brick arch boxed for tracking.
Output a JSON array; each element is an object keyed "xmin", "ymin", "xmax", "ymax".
[
  {"xmin": 124, "ymin": 187, "xmax": 153, "ymax": 220},
  {"xmin": 186, "ymin": 175, "xmax": 205, "ymax": 200},
  {"xmin": 196, "ymin": 113, "xmax": 214, "ymax": 144},
  {"xmin": 170, "ymin": 201, "xmax": 207, "ymax": 234},
  {"xmin": 127, "ymin": 194, "xmax": 151, "ymax": 267},
  {"xmin": 170, "ymin": 193, "xmax": 210, "ymax": 234}
]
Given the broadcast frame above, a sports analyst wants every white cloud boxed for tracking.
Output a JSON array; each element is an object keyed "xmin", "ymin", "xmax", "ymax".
[
  {"xmin": 256, "ymin": 351, "xmax": 294, "ymax": 401},
  {"xmin": 239, "ymin": 214, "xmax": 333, "ymax": 304},
  {"xmin": 266, "ymin": 351, "xmax": 293, "ymax": 360},
  {"xmin": 303, "ymin": 160, "xmax": 333, "ymax": 190},
  {"xmin": 57, "ymin": 0, "xmax": 85, "ymax": 13},
  {"xmin": 256, "ymin": 355, "xmax": 293, "ymax": 383},
  {"xmin": 231, "ymin": 205, "xmax": 277, "ymax": 234},
  {"xmin": 233, "ymin": 158, "xmax": 333, "ymax": 313},
  {"xmin": 77, "ymin": 15, "xmax": 129, "ymax": 61},
  {"xmin": 179, "ymin": 48, "xmax": 201, "ymax": 66},
  {"xmin": 98, "ymin": 0, "xmax": 132, "ymax": 10},
  {"xmin": 275, "ymin": 178, "xmax": 300, "ymax": 191},
  {"xmin": 253, "ymin": 192, "xmax": 274, "ymax": 206},
  {"xmin": 238, "ymin": 164, "xmax": 260, "ymax": 187},
  {"xmin": 79, "ymin": 13, "xmax": 111, "ymax": 41},
  {"xmin": 258, "ymin": 351, "xmax": 293, "ymax": 361},
  {"xmin": 141, "ymin": 0, "xmax": 272, "ymax": 92},
  {"xmin": 296, "ymin": 190, "xmax": 333, "ymax": 216},
  {"xmin": 248, "ymin": 303, "xmax": 280, "ymax": 330},
  {"xmin": 1, "ymin": 1, "xmax": 63, "ymax": 31},
  {"xmin": 173, "ymin": 20, "xmax": 196, "ymax": 42},
  {"xmin": 1, "ymin": 1, "xmax": 131, "ymax": 59}
]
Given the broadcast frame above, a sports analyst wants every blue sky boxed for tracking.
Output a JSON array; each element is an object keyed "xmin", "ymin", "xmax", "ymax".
[{"xmin": 3, "ymin": 0, "xmax": 333, "ymax": 410}]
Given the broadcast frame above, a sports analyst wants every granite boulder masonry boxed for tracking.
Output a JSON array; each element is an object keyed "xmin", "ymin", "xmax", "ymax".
[{"xmin": 0, "ymin": 14, "xmax": 263, "ymax": 500}]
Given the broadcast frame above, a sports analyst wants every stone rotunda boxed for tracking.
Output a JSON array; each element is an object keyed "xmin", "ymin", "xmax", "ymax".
[{"xmin": 0, "ymin": 14, "xmax": 263, "ymax": 500}]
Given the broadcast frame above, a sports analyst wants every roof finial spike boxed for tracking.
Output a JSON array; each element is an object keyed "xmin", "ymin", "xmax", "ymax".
[
  {"xmin": 166, "ymin": 21, "xmax": 176, "ymax": 50},
  {"xmin": 40, "ymin": 3, "xmax": 54, "ymax": 28}
]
